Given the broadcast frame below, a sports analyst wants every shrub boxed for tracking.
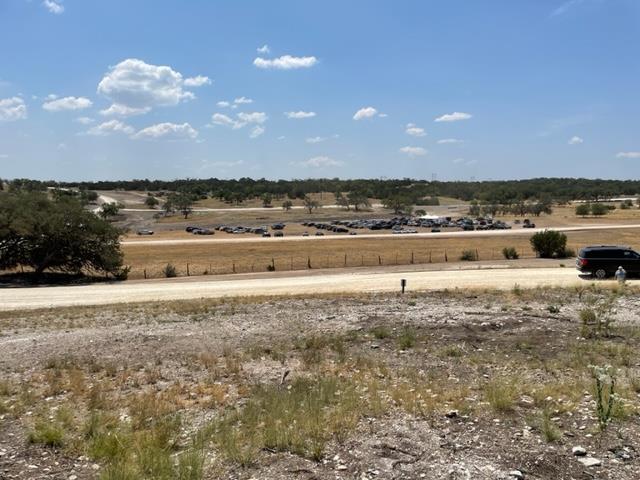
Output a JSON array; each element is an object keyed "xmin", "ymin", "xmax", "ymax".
[
  {"xmin": 529, "ymin": 230, "xmax": 568, "ymax": 258},
  {"xmin": 370, "ymin": 326, "xmax": 391, "ymax": 339},
  {"xmin": 540, "ymin": 408, "xmax": 561, "ymax": 442},
  {"xmin": 113, "ymin": 265, "xmax": 131, "ymax": 281},
  {"xmin": 397, "ymin": 327, "xmax": 417, "ymax": 349},
  {"xmin": 575, "ymin": 203, "xmax": 590, "ymax": 217},
  {"xmin": 163, "ymin": 263, "xmax": 177, "ymax": 278},
  {"xmin": 502, "ymin": 247, "xmax": 519, "ymax": 260},
  {"xmin": 590, "ymin": 202, "xmax": 609, "ymax": 216},
  {"xmin": 483, "ymin": 378, "xmax": 518, "ymax": 413},
  {"xmin": 590, "ymin": 365, "xmax": 618, "ymax": 430},
  {"xmin": 28, "ymin": 419, "xmax": 65, "ymax": 447},
  {"xmin": 460, "ymin": 249, "xmax": 478, "ymax": 261}
]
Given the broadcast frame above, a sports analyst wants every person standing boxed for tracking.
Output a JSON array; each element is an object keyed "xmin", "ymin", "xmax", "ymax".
[{"xmin": 615, "ymin": 266, "xmax": 627, "ymax": 284}]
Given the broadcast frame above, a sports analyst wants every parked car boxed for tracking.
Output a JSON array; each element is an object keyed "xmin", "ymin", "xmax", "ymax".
[
  {"xmin": 302, "ymin": 232, "xmax": 309, "ymax": 236},
  {"xmin": 576, "ymin": 245, "xmax": 640, "ymax": 279},
  {"xmin": 431, "ymin": 228, "xmax": 441, "ymax": 233},
  {"xmin": 274, "ymin": 231, "xmax": 284, "ymax": 237},
  {"xmin": 193, "ymin": 228, "xmax": 214, "ymax": 235},
  {"xmin": 262, "ymin": 232, "xmax": 271, "ymax": 237},
  {"xmin": 185, "ymin": 226, "xmax": 199, "ymax": 232},
  {"xmin": 136, "ymin": 229, "xmax": 154, "ymax": 235},
  {"xmin": 271, "ymin": 223, "xmax": 285, "ymax": 230},
  {"xmin": 522, "ymin": 223, "xmax": 536, "ymax": 228},
  {"xmin": 315, "ymin": 231, "xmax": 324, "ymax": 236}
]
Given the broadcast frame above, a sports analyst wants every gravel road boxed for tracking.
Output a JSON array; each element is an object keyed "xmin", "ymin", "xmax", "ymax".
[{"xmin": 0, "ymin": 265, "xmax": 623, "ymax": 311}]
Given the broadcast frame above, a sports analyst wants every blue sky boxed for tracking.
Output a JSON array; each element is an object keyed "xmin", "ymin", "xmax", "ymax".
[{"xmin": 0, "ymin": 0, "xmax": 639, "ymax": 181}]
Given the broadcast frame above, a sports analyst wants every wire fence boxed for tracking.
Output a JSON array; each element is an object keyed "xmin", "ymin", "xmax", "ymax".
[{"xmin": 127, "ymin": 244, "xmax": 581, "ymax": 280}]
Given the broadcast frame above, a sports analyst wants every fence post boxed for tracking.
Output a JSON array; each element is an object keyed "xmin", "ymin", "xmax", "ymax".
[
  {"xmin": 378, "ymin": 255, "xmax": 382, "ymax": 265},
  {"xmin": 344, "ymin": 253, "xmax": 347, "ymax": 266},
  {"xmin": 307, "ymin": 257, "xmax": 312, "ymax": 269},
  {"xmin": 271, "ymin": 258, "xmax": 275, "ymax": 271},
  {"xmin": 429, "ymin": 251, "xmax": 432, "ymax": 263},
  {"xmin": 361, "ymin": 255, "xmax": 364, "ymax": 266},
  {"xmin": 233, "ymin": 262, "xmax": 236, "ymax": 273},
  {"xmin": 291, "ymin": 257, "xmax": 293, "ymax": 270},
  {"xmin": 411, "ymin": 251, "xmax": 414, "ymax": 264},
  {"xmin": 476, "ymin": 248, "xmax": 479, "ymax": 261},
  {"xmin": 144, "ymin": 269, "xmax": 147, "ymax": 279},
  {"xmin": 445, "ymin": 250, "xmax": 448, "ymax": 262},
  {"xmin": 186, "ymin": 263, "xmax": 190, "ymax": 276}
]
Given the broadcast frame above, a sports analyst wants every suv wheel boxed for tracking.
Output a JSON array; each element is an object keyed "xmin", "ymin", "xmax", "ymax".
[{"xmin": 594, "ymin": 269, "xmax": 608, "ymax": 280}]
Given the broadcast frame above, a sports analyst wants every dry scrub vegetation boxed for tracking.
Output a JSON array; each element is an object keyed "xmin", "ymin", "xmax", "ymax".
[{"xmin": 1, "ymin": 286, "xmax": 640, "ymax": 478}]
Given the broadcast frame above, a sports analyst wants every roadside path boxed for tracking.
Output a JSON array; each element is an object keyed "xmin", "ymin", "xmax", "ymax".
[{"xmin": 0, "ymin": 265, "xmax": 620, "ymax": 311}]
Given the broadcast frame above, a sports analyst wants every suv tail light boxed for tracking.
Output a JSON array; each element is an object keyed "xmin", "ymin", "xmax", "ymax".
[{"xmin": 579, "ymin": 258, "xmax": 588, "ymax": 266}]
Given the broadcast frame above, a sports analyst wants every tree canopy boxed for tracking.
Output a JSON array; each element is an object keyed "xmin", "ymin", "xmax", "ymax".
[{"xmin": 0, "ymin": 192, "xmax": 124, "ymax": 276}]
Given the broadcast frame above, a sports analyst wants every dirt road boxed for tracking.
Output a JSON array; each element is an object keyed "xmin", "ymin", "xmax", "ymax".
[
  {"xmin": 0, "ymin": 264, "xmax": 622, "ymax": 311},
  {"xmin": 122, "ymin": 223, "xmax": 640, "ymax": 246}
]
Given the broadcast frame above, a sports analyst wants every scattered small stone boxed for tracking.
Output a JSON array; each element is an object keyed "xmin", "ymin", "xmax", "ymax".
[
  {"xmin": 578, "ymin": 457, "xmax": 602, "ymax": 467},
  {"xmin": 445, "ymin": 410, "xmax": 459, "ymax": 418},
  {"xmin": 508, "ymin": 470, "xmax": 524, "ymax": 479},
  {"xmin": 572, "ymin": 446, "xmax": 587, "ymax": 457}
]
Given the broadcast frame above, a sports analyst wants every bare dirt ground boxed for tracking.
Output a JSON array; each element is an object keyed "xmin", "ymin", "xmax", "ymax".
[
  {"xmin": 0, "ymin": 263, "xmax": 617, "ymax": 311},
  {"xmin": 1, "ymin": 287, "xmax": 639, "ymax": 479}
]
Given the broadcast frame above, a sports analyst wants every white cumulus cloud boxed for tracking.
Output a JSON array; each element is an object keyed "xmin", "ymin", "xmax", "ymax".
[
  {"xmin": 211, "ymin": 111, "xmax": 267, "ymax": 137},
  {"xmin": 100, "ymin": 104, "xmax": 150, "ymax": 117},
  {"xmin": 212, "ymin": 113, "xmax": 243, "ymax": 129},
  {"xmin": 42, "ymin": 96, "xmax": 92, "ymax": 112},
  {"xmin": 0, "ymin": 97, "xmax": 27, "ymax": 121},
  {"xmin": 435, "ymin": 112, "xmax": 472, "ymax": 122},
  {"xmin": 184, "ymin": 75, "xmax": 211, "ymax": 87},
  {"xmin": 437, "ymin": 138, "xmax": 464, "ymax": 144},
  {"xmin": 297, "ymin": 156, "xmax": 343, "ymax": 168},
  {"xmin": 616, "ymin": 152, "xmax": 640, "ymax": 159},
  {"xmin": 306, "ymin": 136, "xmax": 325, "ymax": 144},
  {"xmin": 568, "ymin": 136, "xmax": 584, "ymax": 145},
  {"xmin": 87, "ymin": 120, "xmax": 134, "ymax": 136},
  {"xmin": 216, "ymin": 101, "xmax": 231, "ymax": 108},
  {"xmin": 253, "ymin": 55, "xmax": 318, "ymax": 70},
  {"xmin": 133, "ymin": 122, "xmax": 198, "ymax": 140},
  {"xmin": 43, "ymin": 0, "xmax": 64, "ymax": 14},
  {"xmin": 75, "ymin": 116, "xmax": 94, "ymax": 125},
  {"xmin": 405, "ymin": 123, "xmax": 426, "ymax": 137},
  {"xmin": 249, "ymin": 126, "xmax": 265, "ymax": 139},
  {"xmin": 285, "ymin": 111, "xmax": 316, "ymax": 119},
  {"xmin": 257, "ymin": 45, "xmax": 270, "ymax": 54},
  {"xmin": 97, "ymin": 59, "xmax": 203, "ymax": 116},
  {"xmin": 399, "ymin": 146, "xmax": 427, "ymax": 157},
  {"xmin": 234, "ymin": 96, "xmax": 253, "ymax": 104},
  {"xmin": 353, "ymin": 107, "xmax": 378, "ymax": 120},
  {"xmin": 237, "ymin": 111, "xmax": 267, "ymax": 124}
]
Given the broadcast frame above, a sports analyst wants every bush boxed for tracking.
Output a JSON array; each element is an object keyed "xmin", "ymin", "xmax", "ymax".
[
  {"xmin": 529, "ymin": 230, "xmax": 568, "ymax": 258},
  {"xmin": 397, "ymin": 328, "xmax": 417, "ymax": 349},
  {"xmin": 460, "ymin": 250, "xmax": 478, "ymax": 261},
  {"xmin": 163, "ymin": 263, "xmax": 177, "ymax": 278},
  {"xmin": 590, "ymin": 203, "xmax": 609, "ymax": 216},
  {"xmin": 575, "ymin": 203, "xmax": 590, "ymax": 216},
  {"xmin": 502, "ymin": 247, "xmax": 519, "ymax": 260},
  {"xmin": 112, "ymin": 265, "xmax": 131, "ymax": 281}
]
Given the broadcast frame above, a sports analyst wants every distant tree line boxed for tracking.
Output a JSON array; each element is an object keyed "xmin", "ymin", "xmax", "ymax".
[{"xmin": 3, "ymin": 177, "xmax": 640, "ymax": 205}]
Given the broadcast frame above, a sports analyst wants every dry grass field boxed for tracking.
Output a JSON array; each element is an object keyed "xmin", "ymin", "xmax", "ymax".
[
  {"xmin": 122, "ymin": 227, "xmax": 640, "ymax": 279},
  {"xmin": 1, "ymin": 287, "xmax": 640, "ymax": 479}
]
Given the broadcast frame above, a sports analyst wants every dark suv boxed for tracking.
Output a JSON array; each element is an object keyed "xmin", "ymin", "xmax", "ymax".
[{"xmin": 576, "ymin": 245, "xmax": 640, "ymax": 279}]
